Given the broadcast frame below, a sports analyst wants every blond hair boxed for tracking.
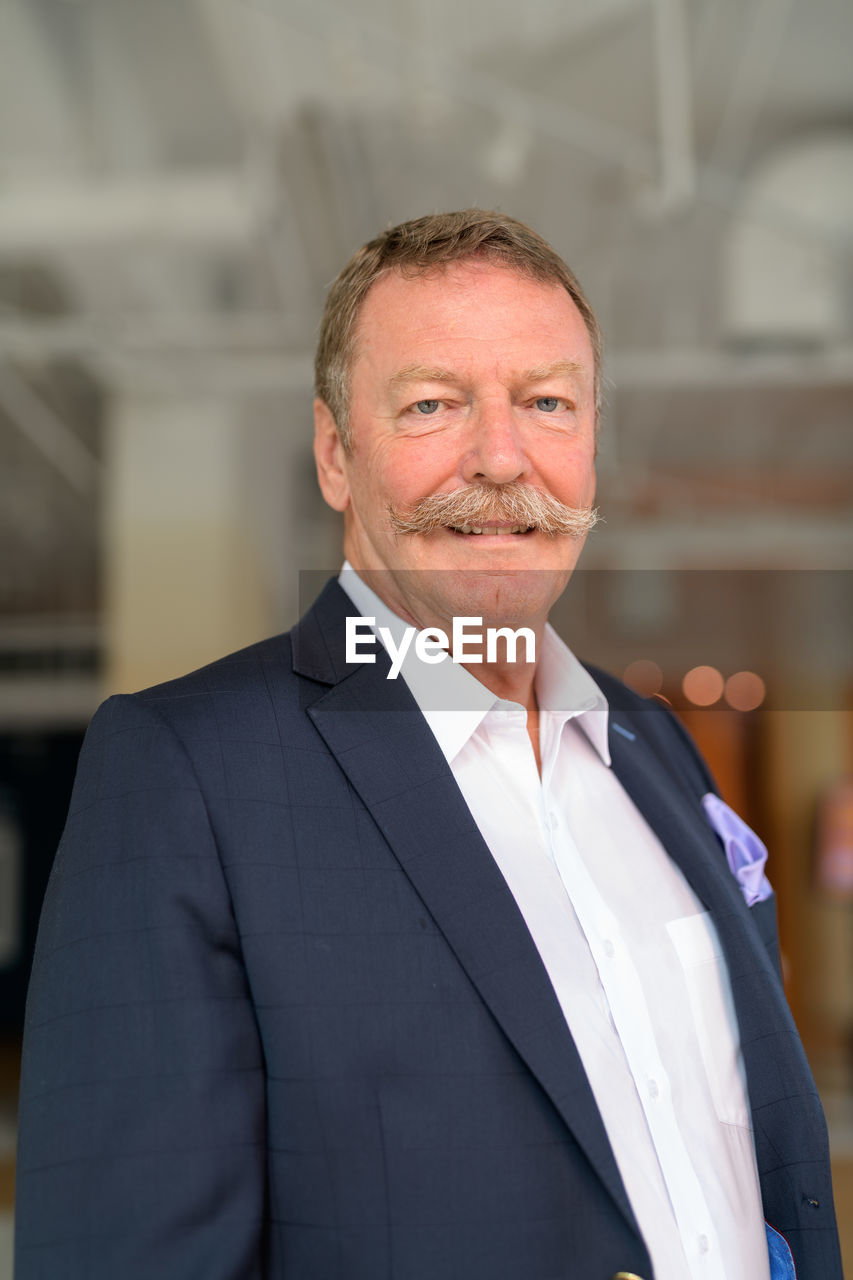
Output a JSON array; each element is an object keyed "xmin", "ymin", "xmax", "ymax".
[{"xmin": 314, "ymin": 209, "xmax": 602, "ymax": 449}]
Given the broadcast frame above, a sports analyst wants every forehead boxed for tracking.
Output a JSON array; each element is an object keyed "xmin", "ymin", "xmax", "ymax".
[{"xmin": 352, "ymin": 261, "xmax": 594, "ymax": 380}]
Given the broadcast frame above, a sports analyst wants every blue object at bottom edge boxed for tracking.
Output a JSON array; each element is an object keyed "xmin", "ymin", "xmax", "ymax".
[{"xmin": 765, "ymin": 1221, "xmax": 797, "ymax": 1280}]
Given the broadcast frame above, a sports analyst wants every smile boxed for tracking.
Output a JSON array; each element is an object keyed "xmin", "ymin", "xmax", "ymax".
[{"xmin": 449, "ymin": 524, "xmax": 536, "ymax": 535}]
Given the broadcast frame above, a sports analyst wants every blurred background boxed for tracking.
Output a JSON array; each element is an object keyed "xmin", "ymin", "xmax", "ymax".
[{"xmin": 0, "ymin": 0, "xmax": 851, "ymax": 1272}]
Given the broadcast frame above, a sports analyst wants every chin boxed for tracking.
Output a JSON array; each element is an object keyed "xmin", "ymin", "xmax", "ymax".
[{"xmin": 424, "ymin": 567, "xmax": 571, "ymax": 632}]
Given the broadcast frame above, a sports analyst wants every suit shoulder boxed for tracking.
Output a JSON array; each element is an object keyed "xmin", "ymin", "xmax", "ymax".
[
  {"xmin": 133, "ymin": 630, "xmax": 294, "ymax": 702},
  {"xmin": 83, "ymin": 630, "xmax": 298, "ymax": 749}
]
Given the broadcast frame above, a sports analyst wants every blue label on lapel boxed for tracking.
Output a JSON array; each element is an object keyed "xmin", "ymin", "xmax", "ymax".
[{"xmin": 612, "ymin": 722, "xmax": 636, "ymax": 741}]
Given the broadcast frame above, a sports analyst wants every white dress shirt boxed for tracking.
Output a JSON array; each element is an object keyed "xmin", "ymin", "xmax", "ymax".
[{"xmin": 339, "ymin": 566, "xmax": 771, "ymax": 1280}]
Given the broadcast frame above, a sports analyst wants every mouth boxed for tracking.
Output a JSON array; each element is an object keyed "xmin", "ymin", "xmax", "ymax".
[{"xmin": 447, "ymin": 524, "xmax": 536, "ymax": 536}]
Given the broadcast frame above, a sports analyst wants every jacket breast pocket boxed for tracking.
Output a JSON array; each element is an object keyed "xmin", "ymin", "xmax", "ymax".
[{"xmin": 666, "ymin": 912, "xmax": 751, "ymax": 1129}]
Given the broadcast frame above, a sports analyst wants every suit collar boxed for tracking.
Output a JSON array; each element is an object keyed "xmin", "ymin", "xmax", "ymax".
[
  {"xmin": 291, "ymin": 577, "xmax": 359, "ymax": 685},
  {"xmin": 605, "ymin": 706, "xmax": 744, "ymax": 917},
  {"xmin": 338, "ymin": 563, "xmax": 497, "ymax": 763},
  {"xmin": 313, "ymin": 569, "xmax": 612, "ymax": 765}
]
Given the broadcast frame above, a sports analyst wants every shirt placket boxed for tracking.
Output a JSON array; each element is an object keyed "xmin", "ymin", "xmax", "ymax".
[{"xmin": 543, "ymin": 802, "xmax": 724, "ymax": 1280}]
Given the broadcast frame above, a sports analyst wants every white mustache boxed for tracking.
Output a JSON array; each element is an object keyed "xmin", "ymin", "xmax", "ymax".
[{"xmin": 388, "ymin": 482, "xmax": 599, "ymax": 539}]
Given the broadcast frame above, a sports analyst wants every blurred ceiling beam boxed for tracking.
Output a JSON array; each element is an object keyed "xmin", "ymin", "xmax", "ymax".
[
  {"xmin": 707, "ymin": 0, "xmax": 797, "ymax": 175},
  {"xmin": 648, "ymin": 0, "xmax": 696, "ymax": 212},
  {"xmin": 610, "ymin": 344, "xmax": 853, "ymax": 389},
  {"xmin": 189, "ymin": 0, "xmax": 318, "ymax": 314},
  {"xmin": 275, "ymin": 0, "xmax": 658, "ymax": 176},
  {"xmin": 0, "ymin": 172, "xmax": 254, "ymax": 256},
  {"xmin": 190, "ymin": 0, "xmax": 275, "ymax": 128},
  {"xmin": 0, "ymin": 361, "xmax": 101, "ymax": 496},
  {"xmin": 0, "ymin": 0, "xmax": 82, "ymax": 175}
]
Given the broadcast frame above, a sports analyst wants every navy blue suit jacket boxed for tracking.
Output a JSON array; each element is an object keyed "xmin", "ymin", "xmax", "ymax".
[{"xmin": 16, "ymin": 580, "xmax": 842, "ymax": 1278}]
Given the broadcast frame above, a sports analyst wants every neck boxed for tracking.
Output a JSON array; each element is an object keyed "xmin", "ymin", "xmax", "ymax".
[
  {"xmin": 461, "ymin": 644, "xmax": 542, "ymax": 775},
  {"xmin": 459, "ymin": 644, "xmax": 540, "ymax": 714},
  {"xmin": 343, "ymin": 560, "xmax": 546, "ymax": 712}
]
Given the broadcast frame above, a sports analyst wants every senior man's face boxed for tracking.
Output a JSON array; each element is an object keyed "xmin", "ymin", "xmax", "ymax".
[{"xmin": 314, "ymin": 260, "xmax": 598, "ymax": 634}]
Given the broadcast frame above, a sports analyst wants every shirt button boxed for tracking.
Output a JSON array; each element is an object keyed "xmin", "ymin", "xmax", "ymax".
[
  {"xmin": 648, "ymin": 1078, "xmax": 659, "ymax": 1100},
  {"xmin": 698, "ymin": 1234, "xmax": 709, "ymax": 1254},
  {"xmin": 603, "ymin": 939, "xmax": 615, "ymax": 958},
  {"xmin": 548, "ymin": 811, "xmax": 559, "ymax": 830}
]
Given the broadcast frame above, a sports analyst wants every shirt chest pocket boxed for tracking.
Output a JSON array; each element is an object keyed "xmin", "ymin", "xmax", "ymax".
[{"xmin": 666, "ymin": 912, "xmax": 752, "ymax": 1129}]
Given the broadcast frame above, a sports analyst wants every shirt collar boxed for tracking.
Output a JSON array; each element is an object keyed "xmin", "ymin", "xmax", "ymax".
[
  {"xmin": 536, "ymin": 623, "xmax": 611, "ymax": 765},
  {"xmin": 338, "ymin": 563, "xmax": 610, "ymax": 767}
]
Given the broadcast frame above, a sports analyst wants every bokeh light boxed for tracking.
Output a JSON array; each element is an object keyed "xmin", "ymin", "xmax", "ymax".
[
  {"xmin": 682, "ymin": 665, "xmax": 724, "ymax": 706},
  {"xmin": 622, "ymin": 659, "xmax": 664, "ymax": 697},
  {"xmin": 724, "ymin": 670, "xmax": 766, "ymax": 711}
]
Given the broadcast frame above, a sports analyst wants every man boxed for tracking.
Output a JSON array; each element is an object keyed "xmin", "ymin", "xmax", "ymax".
[{"xmin": 16, "ymin": 211, "xmax": 842, "ymax": 1279}]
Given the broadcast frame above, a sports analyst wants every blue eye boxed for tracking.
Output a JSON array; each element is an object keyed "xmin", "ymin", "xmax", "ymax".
[
  {"xmin": 414, "ymin": 400, "xmax": 440, "ymax": 414},
  {"xmin": 536, "ymin": 397, "xmax": 560, "ymax": 412}
]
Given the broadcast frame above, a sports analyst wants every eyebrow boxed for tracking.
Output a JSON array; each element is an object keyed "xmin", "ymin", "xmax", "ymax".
[
  {"xmin": 522, "ymin": 360, "xmax": 585, "ymax": 383},
  {"xmin": 388, "ymin": 364, "xmax": 461, "ymax": 389},
  {"xmin": 388, "ymin": 359, "xmax": 586, "ymax": 390}
]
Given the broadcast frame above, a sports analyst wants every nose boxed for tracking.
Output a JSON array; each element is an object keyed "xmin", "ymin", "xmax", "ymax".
[{"xmin": 460, "ymin": 399, "xmax": 529, "ymax": 487}]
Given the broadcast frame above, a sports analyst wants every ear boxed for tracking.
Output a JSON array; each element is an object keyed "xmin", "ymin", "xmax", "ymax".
[{"xmin": 313, "ymin": 399, "xmax": 351, "ymax": 512}]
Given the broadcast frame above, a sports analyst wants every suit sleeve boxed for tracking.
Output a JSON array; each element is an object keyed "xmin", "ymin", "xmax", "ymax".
[{"xmin": 15, "ymin": 694, "xmax": 267, "ymax": 1279}]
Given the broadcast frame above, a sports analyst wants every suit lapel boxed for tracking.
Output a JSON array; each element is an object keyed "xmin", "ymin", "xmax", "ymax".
[
  {"xmin": 607, "ymin": 711, "xmax": 746, "ymax": 920},
  {"xmin": 293, "ymin": 581, "xmax": 638, "ymax": 1232},
  {"xmin": 606, "ymin": 703, "xmax": 784, "ymax": 983}
]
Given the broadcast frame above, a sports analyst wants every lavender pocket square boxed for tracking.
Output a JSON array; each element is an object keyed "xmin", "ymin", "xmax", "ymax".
[{"xmin": 701, "ymin": 793, "xmax": 774, "ymax": 906}]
